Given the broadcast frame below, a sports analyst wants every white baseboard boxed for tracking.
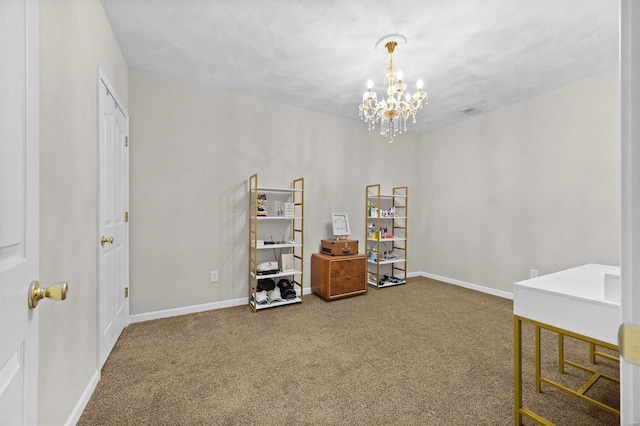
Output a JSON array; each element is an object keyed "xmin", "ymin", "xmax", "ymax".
[
  {"xmin": 130, "ymin": 275, "xmax": 512, "ymax": 324},
  {"xmin": 65, "ymin": 370, "xmax": 100, "ymax": 426},
  {"xmin": 412, "ymin": 271, "xmax": 513, "ymax": 300},
  {"xmin": 130, "ymin": 297, "xmax": 246, "ymax": 323},
  {"xmin": 129, "ymin": 276, "xmax": 511, "ymax": 324},
  {"xmin": 130, "ymin": 287, "xmax": 314, "ymax": 323}
]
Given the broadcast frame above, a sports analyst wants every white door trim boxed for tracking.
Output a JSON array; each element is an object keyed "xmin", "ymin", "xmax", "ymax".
[
  {"xmin": 620, "ymin": 0, "xmax": 640, "ymax": 423},
  {"xmin": 96, "ymin": 66, "xmax": 130, "ymax": 369}
]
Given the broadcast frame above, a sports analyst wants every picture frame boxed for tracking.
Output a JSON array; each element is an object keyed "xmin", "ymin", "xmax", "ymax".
[{"xmin": 331, "ymin": 212, "xmax": 351, "ymax": 237}]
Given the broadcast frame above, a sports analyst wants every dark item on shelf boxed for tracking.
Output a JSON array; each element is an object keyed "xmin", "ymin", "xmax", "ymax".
[
  {"xmin": 321, "ymin": 239, "xmax": 358, "ymax": 256},
  {"xmin": 277, "ymin": 279, "xmax": 297, "ymax": 300},
  {"xmin": 379, "ymin": 274, "xmax": 404, "ymax": 285},
  {"xmin": 257, "ymin": 278, "xmax": 276, "ymax": 292},
  {"xmin": 257, "ymin": 194, "xmax": 267, "ymax": 216}
]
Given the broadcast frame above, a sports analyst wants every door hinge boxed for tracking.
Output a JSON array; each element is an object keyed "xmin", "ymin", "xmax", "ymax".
[
  {"xmin": 125, "ymin": 136, "xmax": 129, "ymax": 147},
  {"xmin": 124, "ymin": 287, "xmax": 129, "ymax": 298},
  {"xmin": 125, "ymin": 211, "xmax": 129, "ymax": 222}
]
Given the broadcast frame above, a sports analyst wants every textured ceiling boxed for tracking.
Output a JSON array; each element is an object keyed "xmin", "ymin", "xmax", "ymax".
[{"xmin": 100, "ymin": 0, "xmax": 619, "ymax": 135}]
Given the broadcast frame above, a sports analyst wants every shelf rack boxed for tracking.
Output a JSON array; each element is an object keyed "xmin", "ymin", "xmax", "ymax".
[
  {"xmin": 248, "ymin": 174, "xmax": 304, "ymax": 311},
  {"xmin": 365, "ymin": 184, "xmax": 408, "ymax": 289}
]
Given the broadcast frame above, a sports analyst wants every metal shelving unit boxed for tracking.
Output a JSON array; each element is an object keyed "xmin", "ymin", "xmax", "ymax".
[
  {"xmin": 248, "ymin": 174, "xmax": 304, "ymax": 312},
  {"xmin": 365, "ymin": 184, "xmax": 408, "ymax": 289}
]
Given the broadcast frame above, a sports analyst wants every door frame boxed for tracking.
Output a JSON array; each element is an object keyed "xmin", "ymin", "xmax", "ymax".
[
  {"xmin": 620, "ymin": 0, "xmax": 640, "ymax": 422},
  {"xmin": 96, "ymin": 66, "xmax": 130, "ymax": 369}
]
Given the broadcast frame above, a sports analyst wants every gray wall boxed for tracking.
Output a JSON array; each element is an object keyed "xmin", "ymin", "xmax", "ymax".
[
  {"xmin": 128, "ymin": 69, "xmax": 420, "ymax": 314},
  {"xmin": 39, "ymin": 0, "xmax": 128, "ymax": 423},
  {"xmin": 418, "ymin": 70, "xmax": 620, "ymax": 293}
]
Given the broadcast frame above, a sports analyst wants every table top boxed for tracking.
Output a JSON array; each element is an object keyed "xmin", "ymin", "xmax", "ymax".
[
  {"xmin": 514, "ymin": 264, "xmax": 620, "ymax": 345},
  {"xmin": 514, "ymin": 263, "xmax": 620, "ymax": 306}
]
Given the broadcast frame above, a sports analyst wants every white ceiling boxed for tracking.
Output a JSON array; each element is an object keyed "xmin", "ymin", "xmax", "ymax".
[{"xmin": 100, "ymin": 0, "xmax": 619, "ymax": 135}]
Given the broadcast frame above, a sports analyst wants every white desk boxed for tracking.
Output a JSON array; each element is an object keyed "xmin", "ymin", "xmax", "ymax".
[{"xmin": 513, "ymin": 264, "xmax": 620, "ymax": 425}]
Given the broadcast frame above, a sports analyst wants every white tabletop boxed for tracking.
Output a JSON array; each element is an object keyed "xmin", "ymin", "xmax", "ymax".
[{"xmin": 514, "ymin": 264, "xmax": 621, "ymax": 345}]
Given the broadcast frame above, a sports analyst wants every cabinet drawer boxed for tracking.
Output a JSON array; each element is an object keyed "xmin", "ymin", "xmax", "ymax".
[
  {"xmin": 330, "ymin": 274, "xmax": 366, "ymax": 296},
  {"xmin": 330, "ymin": 259, "xmax": 365, "ymax": 277}
]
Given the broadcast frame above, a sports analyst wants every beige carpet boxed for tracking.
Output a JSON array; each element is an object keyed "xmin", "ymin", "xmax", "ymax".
[{"xmin": 78, "ymin": 277, "xmax": 619, "ymax": 425}]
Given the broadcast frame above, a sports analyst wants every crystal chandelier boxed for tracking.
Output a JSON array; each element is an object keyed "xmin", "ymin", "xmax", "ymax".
[{"xmin": 359, "ymin": 35, "xmax": 428, "ymax": 143}]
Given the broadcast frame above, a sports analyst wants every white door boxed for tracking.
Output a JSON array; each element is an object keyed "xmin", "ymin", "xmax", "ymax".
[
  {"xmin": 0, "ymin": 0, "xmax": 39, "ymax": 424},
  {"xmin": 97, "ymin": 69, "xmax": 129, "ymax": 369},
  {"xmin": 620, "ymin": 0, "xmax": 640, "ymax": 423}
]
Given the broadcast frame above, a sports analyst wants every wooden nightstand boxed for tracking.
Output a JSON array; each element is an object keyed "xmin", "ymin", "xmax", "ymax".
[{"xmin": 311, "ymin": 253, "xmax": 367, "ymax": 301}]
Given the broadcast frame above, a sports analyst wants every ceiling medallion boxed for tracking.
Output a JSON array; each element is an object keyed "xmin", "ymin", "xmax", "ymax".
[{"xmin": 359, "ymin": 34, "xmax": 428, "ymax": 143}]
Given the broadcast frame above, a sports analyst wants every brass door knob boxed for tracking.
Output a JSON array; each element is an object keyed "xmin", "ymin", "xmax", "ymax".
[
  {"xmin": 100, "ymin": 236, "xmax": 114, "ymax": 246},
  {"xmin": 28, "ymin": 280, "xmax": 68, "ymax": 309}
]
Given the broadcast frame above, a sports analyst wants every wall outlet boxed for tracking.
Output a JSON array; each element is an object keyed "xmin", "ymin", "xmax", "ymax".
[
  {"xmin": 210, "ymin": 270, "xmax": 219, "ymax": 283},
  {"xmin": 529, "ymin": 269, "xmax": 539, "ymax": 279}
]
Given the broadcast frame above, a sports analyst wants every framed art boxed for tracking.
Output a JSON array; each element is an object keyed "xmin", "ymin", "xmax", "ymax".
[{"xmin": 331, "ymin": 212, "xmax": 351, "ymax": 237}]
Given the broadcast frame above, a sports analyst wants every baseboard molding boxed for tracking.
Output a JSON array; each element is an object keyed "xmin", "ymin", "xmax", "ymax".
[
  {"xmin": 130, "ymin": 287, "xmax": 314, "ymax": 323},
  {"xmin": 129, "ymin": 275, "xmax": 513, "ymax": 324},
  {"xmin": 129, "ymin": 275, "xmax": 512, "ymax": 324},
  {"xmin": 130, "ymin": 297, "xmax": 246, "ymax": 323},
  {"xmin": 65, "ymin": 370, "xmax": 100, "ymax": 426},
  {"xmin": 413, "ymin": 271, "xmax": 513, "ymax": 300}
]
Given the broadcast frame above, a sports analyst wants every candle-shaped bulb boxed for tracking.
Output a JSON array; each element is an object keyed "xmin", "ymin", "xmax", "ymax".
[{"xmin": 367, "ymin": 79, "xmax": 373, "ymax": 89}]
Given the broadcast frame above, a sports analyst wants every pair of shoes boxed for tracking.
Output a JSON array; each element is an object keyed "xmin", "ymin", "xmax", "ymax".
[
  {"xmin": 379, "ymin": 274, "xmax": 390, "ymax": 285},
  {"xmin": 388, "ymin": 276, "xmax": 404, "ymax": 284}
]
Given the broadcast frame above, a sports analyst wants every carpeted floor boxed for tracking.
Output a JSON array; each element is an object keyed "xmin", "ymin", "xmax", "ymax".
[{"xmin": 78, "ymin": 277, "xmax": 619, "ymax": 425}]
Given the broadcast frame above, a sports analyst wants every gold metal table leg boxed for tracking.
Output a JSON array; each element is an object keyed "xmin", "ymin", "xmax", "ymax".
[
  {"xmin": 515, "ymin": 315, "xmax": 620, "ymax": 423},
  {"xmin": 535, "ymin": 325, "xmax": 541, "ymax": 393},
  {"xmin": 558, "ymin": 333, "xmax": 565, "ymax": 374},
  {"xmin": 514, "ymin": 316, "xmax": 522, "ymax": 425}
]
